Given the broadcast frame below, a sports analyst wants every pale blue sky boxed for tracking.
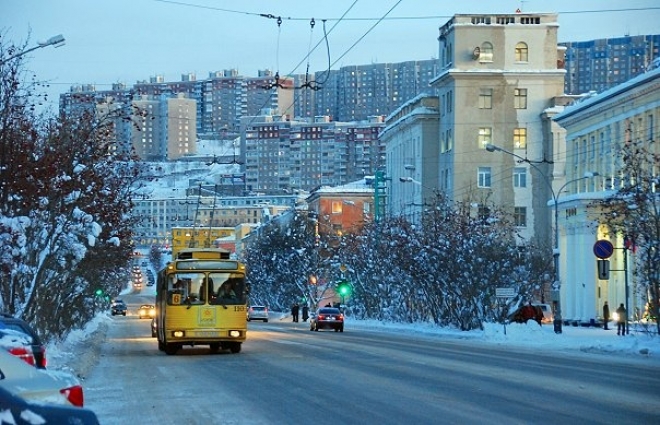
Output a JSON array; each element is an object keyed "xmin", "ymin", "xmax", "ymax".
[{"xmin": 2, "ymin": 0, "xmax": 659, "ymax": 112}]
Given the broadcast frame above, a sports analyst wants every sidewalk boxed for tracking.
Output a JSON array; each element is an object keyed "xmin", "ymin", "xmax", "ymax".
[{"xmin": 274, "ymin": 311, "xmax": 660, "ymax": 362}]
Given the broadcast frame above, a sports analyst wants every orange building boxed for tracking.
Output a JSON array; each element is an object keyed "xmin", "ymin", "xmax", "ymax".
[{"xmin": 305, "ymin": 179, "xmax": 374, "ymax": 239}]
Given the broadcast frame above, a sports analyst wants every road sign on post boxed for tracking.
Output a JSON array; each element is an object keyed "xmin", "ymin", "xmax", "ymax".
[
  {"xmin": 495, "ymin": 287, "xmax": 515, "ymax": 335},
  {"xmin": 597, "ymin": 259, "xmax": 610, "ymax": 280},
  {"xmin": 593, "ymin": 239, "xmax": 614, "ymax": 259},
  {"xmin": 496, "ymin": 287, "xmax": 515, "ymax": 298}
]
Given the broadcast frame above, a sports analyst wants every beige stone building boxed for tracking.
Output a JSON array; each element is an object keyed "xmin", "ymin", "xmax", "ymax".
[{"xmin": 431, "ymin": 12, "xmax": 566, "ymax": 244}]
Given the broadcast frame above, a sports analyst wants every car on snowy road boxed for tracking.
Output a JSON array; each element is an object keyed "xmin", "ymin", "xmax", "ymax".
[
  {"xmin": 309, "ymin": 307, "xmax": 344, "ymax": 332},
  {"xmin": 138, "ymin": 304, "xmax": 156, "ymax": 319},
  {"xmin": 247, "ymin": 306, "xmax": 269, "ymax": 322},
  {"xmin": 111, "ymin": 300, "xmax": 127, "ymax": 316}
]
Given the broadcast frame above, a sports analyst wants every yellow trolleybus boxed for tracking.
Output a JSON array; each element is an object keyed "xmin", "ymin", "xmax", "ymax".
[{"xmin": 155, "ymin": 248, "xmax": 247, "ymax": 355}]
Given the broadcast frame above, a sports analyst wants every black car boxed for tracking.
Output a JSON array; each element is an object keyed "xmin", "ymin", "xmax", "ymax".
[
  {"xmin": 111, "ymin": 300, "xmax": 127, "ymax": 316},
  {"xmin": 0, "ymin": 313, "xmax": 47, "ymax": 369},
  {"xmin": 309, "ymin": 308, "xmax": 344, "ymax": 332},
  {"xmin": 0, "ymin": 386, "xmax": 100, "ymax": 425}
]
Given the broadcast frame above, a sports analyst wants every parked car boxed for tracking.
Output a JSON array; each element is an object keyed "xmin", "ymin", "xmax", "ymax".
[
  {"xmin": 138, "ymin": 304, "xmax": 156, "ymax": 319},
  {"xmin": 0, "ymin": 386, "xmax": 99, "ymax": 425},
  {"xmin": 0, "ymin": 350, "xmax": 85, "ymax": 407},
  {"xmin": 247, "ymin": 306, "xmax": 269, "ymax": 322},
  {"xmin": 310, "ymin": 307, "xmax": 344, "ymax": 332},
  {"xmin": 0, "ymin": 313, "xmax": 47, "ymax": 368},
  {"xmin": 533, "ymin": 303, "xmax": 553, "ymax": 324},
  {"xmin": 111, "ymin": 300, "xmax": 127, "ymax": 316},
  {"xmin": 508, "ymin": 303, "xmax": 545, "ymax": 325}
]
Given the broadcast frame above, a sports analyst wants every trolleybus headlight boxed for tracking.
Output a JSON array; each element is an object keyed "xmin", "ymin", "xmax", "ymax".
[
  {"xmin": 229, "ymin": 330, "xmax": 241, "ymax": 338},
  {"xmin": 173, "ymin": 330, "xmax": 185, "ymax": 338}
]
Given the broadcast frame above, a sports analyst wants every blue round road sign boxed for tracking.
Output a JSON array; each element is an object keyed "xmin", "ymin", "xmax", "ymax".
[{"xmin": 593, "ymin": 239, "xmax": 614, "ymax": 259}]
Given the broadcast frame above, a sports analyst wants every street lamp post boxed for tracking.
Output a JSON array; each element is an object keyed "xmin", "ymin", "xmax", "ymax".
[
  {"xmin": 0, "ymin": 34, "xmax": 66, "ymax": 66},
  {"xmin": 486, "ymin": 143, "xmax": 598, "ymax": 334}
]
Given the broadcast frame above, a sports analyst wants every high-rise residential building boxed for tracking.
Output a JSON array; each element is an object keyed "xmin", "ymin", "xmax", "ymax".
[
  {"xmin": 432, "ymin": 12, "xmax": 566, "ymax": 246},
  {"xmin": 241, "ymin": 113, "xmax": 384, "ymax": 195},
  {"xmin": 166, "ymin": 94, "xmax": 197, "ymax": 160},
  {"xmin": 204, "ymin": 69, "xmax": 242, "ymax": 136},
  {"xmin": 131, "ymin": 95, "xmax": 164, "ymax": 161},
  {"xmin": 309, "ymin": 60, "xmax": 439, "ymax": 122},
  {"xmin": 244, "ymin": 70, "xmax": 295, "ymax": 121},
  {"xmin": 561, "ymin": 34, "xmax": 660, "ymax": 95}
]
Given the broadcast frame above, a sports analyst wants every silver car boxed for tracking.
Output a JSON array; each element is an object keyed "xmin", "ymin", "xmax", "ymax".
[{"xmin": 247, "ymin": 306, "xmax": 269, "ymax": 322}]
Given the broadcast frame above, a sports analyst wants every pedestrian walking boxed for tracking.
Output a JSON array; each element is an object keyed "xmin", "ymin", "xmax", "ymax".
[
  {"xmin": 292, "ymin": 303, "xmax": 299, "ymax": 322},
  {"xmin": 616, "ymin": 303, "xmax": 626, "ymax": 335},
  {"xmin": 602, "ymin": 301, "xmax": 610, "ymax": 330},
  {"xmin": 302, "ymin": 305, "xmax": 309, "ymax": 322}
]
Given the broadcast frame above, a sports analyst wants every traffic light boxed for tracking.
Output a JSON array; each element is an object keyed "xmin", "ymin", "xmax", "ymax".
[
  {"xmin": 95, "ymin": 288, "xmax": 104, "ymax": 297},
  {"xmin": 337, "ymin": 280, "xmax": 351, "ymax": 296}
]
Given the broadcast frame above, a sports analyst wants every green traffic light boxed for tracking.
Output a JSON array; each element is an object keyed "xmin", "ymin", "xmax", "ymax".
[
  {"xmin": 337, "ymin": 282, "xmax": 351, "ymax": 296},
  {"xmin": 95, "ymin": 288, "xmax": 103, "ymax": 296}
]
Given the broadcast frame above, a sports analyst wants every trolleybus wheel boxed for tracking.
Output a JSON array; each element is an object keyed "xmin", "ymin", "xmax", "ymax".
[
  {"xmin": 209, "ymin": 343, "xmax": 220, "ymax": 353},
  {"xmin": 164, "ymin": 343, "xmax": 180, "ymax": 355},
  {"xmin": 229, "ymin": 342, "xmax": 241, "ymax": 354}
]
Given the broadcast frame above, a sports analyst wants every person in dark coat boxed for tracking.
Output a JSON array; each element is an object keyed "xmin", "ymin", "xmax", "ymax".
[
  {"xmin": 291, "ymin": 303, "xmax": 299, "ymax": 322},
  {"xmin": 616, "ymin": 303, "xmax": 626, "ymax": 335},
  {"xmin": 602, "ymin": 301, "xmax": 610, "ymax": 330},
  {"xmin": 302, "ymin": 305, "xmax": 309, "ymax": 322}
]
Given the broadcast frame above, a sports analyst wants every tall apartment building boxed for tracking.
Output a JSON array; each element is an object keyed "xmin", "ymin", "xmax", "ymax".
[
  {"xmin": 131, "ymin": 95, "xmax": 165, "ymax": 161},
  {"xmin": 166, "ymin": 94, "xmax": 197, "ymax": 160},
  {"xmin": 204, "ymin": 69, "xmax": 242, "ymax": 136},
  {"xmin": 432, "ymin": 12, "xmax": 566, "ymax": 245},
  {"xmin": 309, "ymin": 60, "xmax": 439, "ymax": 122},
  {"xmin": 561, "ymin": 34, "xmax": 660, "ymax": 95},
  {"xmin": 241, "ymin": 114, "xmax": 384, "ymax": 195}
]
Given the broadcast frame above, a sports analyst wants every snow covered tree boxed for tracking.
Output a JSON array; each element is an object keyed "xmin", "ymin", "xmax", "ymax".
[
  {"xmin": 0, "ymin": 35, "xmax": 144, "ymax": 339},
  {"xmin": 244, "ymin": 210, "xmax": 316, "ymax": 311}
]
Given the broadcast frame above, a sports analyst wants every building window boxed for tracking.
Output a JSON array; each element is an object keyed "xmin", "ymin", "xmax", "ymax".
[
  {"xmin": 479, "ymin": 88, "xmax": 493, "ymax": 109},
  {"xmin": 331, "ymin": 201, "xmax": 342, "ymax": 214},
  {"xmin": 478, "ymin": 127, "xmax": 492, "ymax": 148},
  {"xmin": 514, "ymin": 88, "xmax": 527, "ymax": 109},
  {"xmin": 513, "ymin": 167, "xmax": 527, "ymax": 188},
  {"xmin": 480, "ymin": 42, "xmax": 494, "ymax": 62},
  {"xmin": 515, "ymin": 42, "xmax": 528, "ymax": 62},
  {"xmin": 514, "ymin": 207, "xmax": 527, "ymax": 227},
  {"xmin": 478, "ymin": 167, "xmax": 491, "ymax": 188},
  {"xmin": 446, "ymin": 128, "xmax": 453, "ymax": 151},
  {"xmin": 513, "ymin": 128, "xmax": 527, "ymax": 149}
]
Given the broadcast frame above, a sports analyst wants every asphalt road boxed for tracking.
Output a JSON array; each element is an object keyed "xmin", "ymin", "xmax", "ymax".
[{"xmin": 83, "ymin": 295, "xmax": 660, "ymax": 425}]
